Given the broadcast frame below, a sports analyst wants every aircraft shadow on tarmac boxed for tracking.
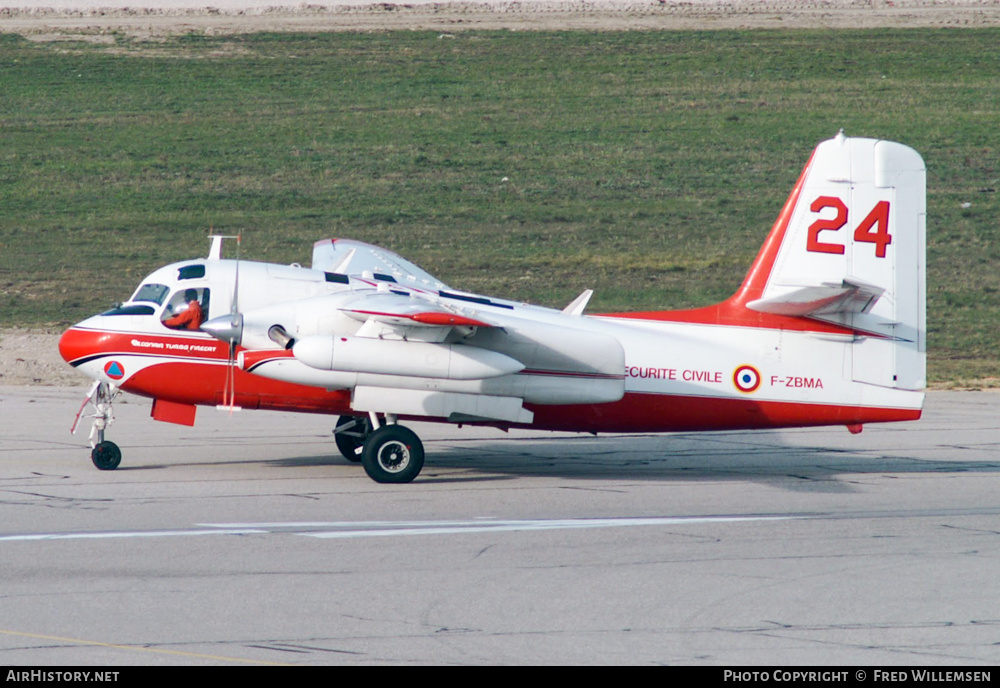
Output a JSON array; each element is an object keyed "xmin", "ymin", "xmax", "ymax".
[
  {"xmin": 250, "ymin": 428, "xmax": 1000, "ymax": 491},
  {"xmin": 423, "ymin": 435, "xmax": 999, "ymax": 490}
]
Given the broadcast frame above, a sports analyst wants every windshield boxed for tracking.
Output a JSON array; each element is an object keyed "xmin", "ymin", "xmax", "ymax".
[{"xmin": 131, "ymin": 283, "xmax": 170, "ymax": 306}]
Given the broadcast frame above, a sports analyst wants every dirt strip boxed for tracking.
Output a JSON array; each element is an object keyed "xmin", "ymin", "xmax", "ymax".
[{"xmin": 2, "ymin": 1, "xmax": 999, "ymax": 38}]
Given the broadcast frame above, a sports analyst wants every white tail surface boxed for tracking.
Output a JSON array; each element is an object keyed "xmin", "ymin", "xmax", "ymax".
[{"xmin": 746, "ymin": 134, "xmax": 926, "ymax": 391}]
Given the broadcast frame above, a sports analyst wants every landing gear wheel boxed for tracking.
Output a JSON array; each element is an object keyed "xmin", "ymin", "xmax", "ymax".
[
  {"xmin": 361, "ymin": 425, "xmax": 424, "ymax": 484},
  {"xmin": 334, "ymin": 415, "xmax": 372, "ymax": 463},
  {"xmin": 91, "ymin": 441, "xmax": 122, "ymax": 471}
]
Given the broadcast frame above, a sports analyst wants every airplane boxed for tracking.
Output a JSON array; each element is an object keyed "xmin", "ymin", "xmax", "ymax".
[{"xmin": 59, "ymin": 133, "xmax": 926, "ymax": 484}]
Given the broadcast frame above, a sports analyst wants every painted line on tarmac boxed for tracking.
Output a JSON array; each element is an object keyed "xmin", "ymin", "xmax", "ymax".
[
  {"xmin": 0, "ymin": 528, "xmax": 264, "ymax": 542},
  {"xmin": 0, "ymin": 515, "xmax": 803, "ymax": 543},
  {"xmin": 204, "ymin": 515, "xmax": 804, "ymax": 539}
]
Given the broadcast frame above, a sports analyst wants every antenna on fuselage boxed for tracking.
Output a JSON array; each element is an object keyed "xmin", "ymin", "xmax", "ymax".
[{"xmin": 208, "ymin": 233, "xmax": 241, "ymax": 261}]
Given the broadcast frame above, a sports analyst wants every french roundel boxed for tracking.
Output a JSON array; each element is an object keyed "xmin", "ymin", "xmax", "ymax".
[
  {"xmin": 103, "ymin": 360, "xmax": 125, "ymax": 380},
  {"xmin": 733, "ymin": 365, "xmax": 761, "ymax": 393}
]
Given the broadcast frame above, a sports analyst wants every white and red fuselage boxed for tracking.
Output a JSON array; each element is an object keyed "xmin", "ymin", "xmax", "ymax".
[
  {"xmin": 58, "ymin": 264, "xmax": 922, "ymax": 433},
  {"xmin": 59, "ymin": 135, "xmax": 926, "ymax": 450}
]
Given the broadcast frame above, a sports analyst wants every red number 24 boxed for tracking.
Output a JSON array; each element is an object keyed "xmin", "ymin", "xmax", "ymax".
[{"xmin": 806, "ymin": 197, "xmax": 892, "ymax": 258}]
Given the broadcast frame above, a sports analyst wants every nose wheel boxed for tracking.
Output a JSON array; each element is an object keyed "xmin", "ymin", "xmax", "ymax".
[
  {"xmin": 72, "ymin": 381, "xmax": 123, "ymax": 471},
  {"xmin": 91, "ymin": 441, "xmax": 122, "ymax": 471}
]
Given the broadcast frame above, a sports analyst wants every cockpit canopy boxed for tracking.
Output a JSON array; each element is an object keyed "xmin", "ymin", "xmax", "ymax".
[{"xmin": 100, "ymin": 263, "xmax": 214, "ymax": 331}]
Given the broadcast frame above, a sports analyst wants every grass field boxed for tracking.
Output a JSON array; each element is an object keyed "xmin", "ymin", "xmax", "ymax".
[{"xmin": 1, "ymin": 29, "xmax": 997, "ymax": 383}]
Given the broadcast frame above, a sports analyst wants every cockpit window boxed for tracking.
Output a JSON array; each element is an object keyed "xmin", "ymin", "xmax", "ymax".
[
  {"xmin": 178, "ymin": 265, "xmax": 206, "ymax": 280},
  {"xmin": 101, "ymin": 305, "xmax": 156, "ymax": 317},
  {"xmin": 132, "ymin": 283, "xmax": 169, "ymax": 305},
  {"xmin": 162, "ymin": 288, "xmax": 210, "ymax": 331}
]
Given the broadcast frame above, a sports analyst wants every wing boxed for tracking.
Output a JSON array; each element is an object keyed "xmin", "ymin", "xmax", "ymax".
[
  {"xmin": 241, "ymin": 287, "xmax": 625, "ymax": 424},
  {"xmin": 337, "ymin": 292, "xmax": 492, "ymax": 329},
  {"xmin": 331, "ymin": 291, "xmax": 493, "ymax": 344},
  {"xmin": 235, "ymin": 244, "xmax": 625, "ymax": 424}
]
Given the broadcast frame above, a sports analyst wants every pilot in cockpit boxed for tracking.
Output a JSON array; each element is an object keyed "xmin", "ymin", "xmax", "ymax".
[{"xmin": 163, "ymin": 289, "xmax": 204, "ymax": 331}]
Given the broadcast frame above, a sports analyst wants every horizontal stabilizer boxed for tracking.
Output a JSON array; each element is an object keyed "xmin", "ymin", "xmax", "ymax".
[{"xmin": 746, "ymin": 278, "xmax": 885, "ymax": 317}]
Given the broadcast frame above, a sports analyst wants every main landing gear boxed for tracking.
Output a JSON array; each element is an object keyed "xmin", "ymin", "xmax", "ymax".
[
  {"xmin": 72, "ymin": 381, "xmax": 123, "ymax": 471},
  {"xmin": 333, "ymin": 415, "xmax": 370, "ymax": 463},
  {"xmin": 333, "ymin": 413, "xmax": 425, "ymax": 484}
]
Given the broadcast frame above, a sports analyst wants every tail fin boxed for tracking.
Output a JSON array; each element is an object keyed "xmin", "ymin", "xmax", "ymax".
[
  {"xmin": 737, "ymin": 133, "xmax": 926, "ymax": 390},
  {"xmin": 611, "ymin": 133, "xmax": 926, "ymax": 391}
]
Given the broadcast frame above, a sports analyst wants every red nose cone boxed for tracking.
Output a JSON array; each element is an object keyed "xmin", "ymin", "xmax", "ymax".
[
  {"xmin": 58, "ymin": 327, "xmax": 81, "ymax": 365},
  {"xmin": 59, "ymin": 326, "xmax": 106, "ymax": 366}
]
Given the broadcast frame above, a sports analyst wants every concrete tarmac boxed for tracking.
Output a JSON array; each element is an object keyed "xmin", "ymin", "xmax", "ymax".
[{"xmin": 0, "ymin": 386, "xmax": 998, "ymax": 665}]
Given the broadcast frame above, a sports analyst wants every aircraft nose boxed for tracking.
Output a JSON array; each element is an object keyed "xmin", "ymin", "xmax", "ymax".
[
  {"xmin": 59, "ymin": 325, "xmax": 84, "ymax": 365},
  {"xmin": 59, "ymin": 317, "xmax": 107, "ymax": 367}
]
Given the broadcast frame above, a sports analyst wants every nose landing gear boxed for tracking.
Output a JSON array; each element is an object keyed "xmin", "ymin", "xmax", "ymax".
[
  {"xmin": 73, "ymin": 381, "xmax": 122, "ymax": 470},
  {"xmin": 91, "ymin": 440, "xmax": 122, "ymax": 471}
]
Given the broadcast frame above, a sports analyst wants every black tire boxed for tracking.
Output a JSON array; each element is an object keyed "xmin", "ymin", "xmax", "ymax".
[
  {"xmin": 91, "ymin": 441, "xmax": 122, "ymax": 471},
  {"xmin": 361, "ymin": 425, "xmax": 424, "ymax": 484},
  {"xmin": 334, "ymin": 415, "xmax": 371, "ymax": 463}
]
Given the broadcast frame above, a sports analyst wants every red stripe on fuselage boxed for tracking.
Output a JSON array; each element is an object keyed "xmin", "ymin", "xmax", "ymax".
[
  {"xmin": 525, "ymin": 392, "xmax": 920, "ymax": 433},
  {"xmin": 59, "ymin": 327, "xmax": 230, "ymax": 365},
  {"xmin": 124, "ymin": 360, "xmax": 352, "ymax": 414}
]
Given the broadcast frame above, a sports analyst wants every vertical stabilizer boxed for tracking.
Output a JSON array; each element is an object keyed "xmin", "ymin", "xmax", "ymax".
[{"xmin": 743, "ymin": 134, "xmax": 926, "ymax": 390}]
